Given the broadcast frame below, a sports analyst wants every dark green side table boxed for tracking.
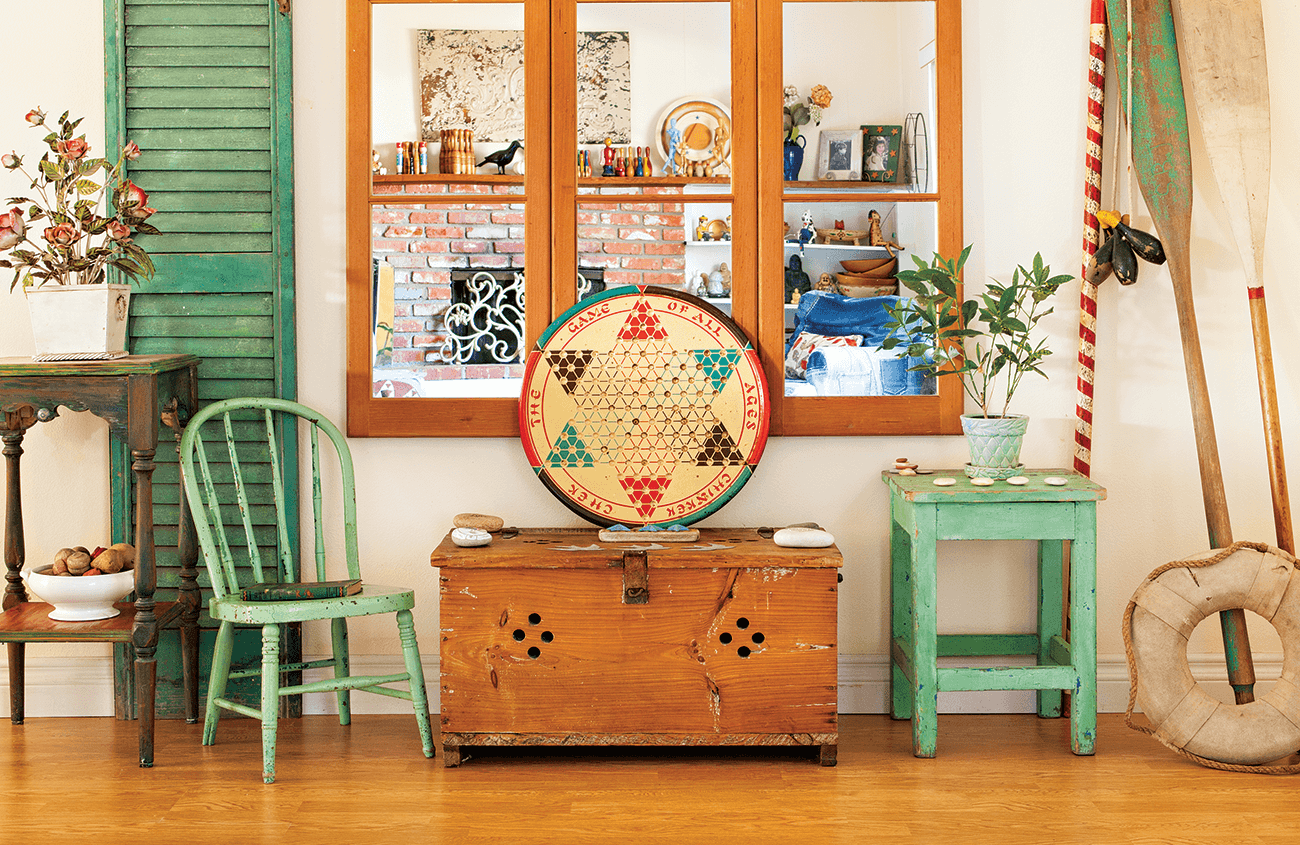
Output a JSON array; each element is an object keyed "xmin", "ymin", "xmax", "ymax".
[
  {"xmin": 0, "ymin": 355, "xmax": 201, "ymax": 767},
  {"xmin": 884, "ymin": 469, "xmax": 1106, "ymax": 757}
]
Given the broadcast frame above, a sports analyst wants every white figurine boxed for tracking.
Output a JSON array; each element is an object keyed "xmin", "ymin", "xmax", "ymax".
[{"xmin": 798, "ymin": 210, "xmax": 816, "ymax": 253}]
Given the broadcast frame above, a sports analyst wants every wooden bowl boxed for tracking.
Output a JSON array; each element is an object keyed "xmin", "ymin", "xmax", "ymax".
[
  {"xmin": 840, "ymin": 256, "xmax": 895, "ymax": 273},
  {"xmin": 836, "ymin": 277, "xmax": 898, "ymax": 298},
  {"xmin": 839, "ymin": 258, "xmax": 898, "ymax": 279}
]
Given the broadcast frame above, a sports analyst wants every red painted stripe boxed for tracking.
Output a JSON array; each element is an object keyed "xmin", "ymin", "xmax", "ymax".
[{"xmin": 1248, "ymin": 286, "xmax": 1265, "ymax": 299}]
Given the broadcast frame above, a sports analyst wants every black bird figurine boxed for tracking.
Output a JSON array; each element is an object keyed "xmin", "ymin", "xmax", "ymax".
[{"xmin": 478, "ymin": 140, "xmax": 523, "ymax": 174}]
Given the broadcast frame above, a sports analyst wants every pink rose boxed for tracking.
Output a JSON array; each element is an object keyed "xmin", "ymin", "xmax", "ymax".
[
  {"xmin": 24, "ymin": 108, "xmax": 44, "ymax": 125},
  {"xmin": 122, "ymin": 141, "xmax": 141, "ymax": 160},
  {"xmin": 105, "ymin": 219, "xmax": 131, "ymax": 240},
  {"xmin": 57, "ymin": 137, "xmax": 89, "ymax": 160},
  {"xmin": 43, "ymin": 223, "xmax": 78, "ymax": 247},
  {"xmin": 1, "ymin": 152, "xmax": 18, "ymax": 169},
  {"xmin": 0, "ymin": 207, "xmax": 24, "ymax": 250}
]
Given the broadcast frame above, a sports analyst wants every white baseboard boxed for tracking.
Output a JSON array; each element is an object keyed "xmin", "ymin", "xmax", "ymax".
[{"xmin": 0, "ymin": 653, "xmax": 1283, "ymax": 718}]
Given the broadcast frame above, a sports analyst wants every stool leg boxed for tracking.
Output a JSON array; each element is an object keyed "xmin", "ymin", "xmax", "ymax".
[
  {"xmin": 1069, "ymin": 505, "xmax": 1098, "ymax": 755},
  {"xmin": 1037, "ymin": 539, "xmax": 1064, "ymax": 718},
  {"xmin": 890, "ymin": 516, "xmax": 913, "ymax": 721},
  {"xmin": 909, "ymin": 506, "xmax": 939, "ymax": 758}
]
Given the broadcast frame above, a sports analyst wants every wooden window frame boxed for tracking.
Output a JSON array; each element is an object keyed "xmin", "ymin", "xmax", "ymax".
[{"xmin": 345, "ymin": 0, "xmax": 962, "ymax": 437}]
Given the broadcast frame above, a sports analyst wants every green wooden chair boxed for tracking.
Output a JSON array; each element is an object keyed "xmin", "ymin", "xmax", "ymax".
[{"xmin": 179, "ymin": 397, "xmax": 434, "ymax": 783}]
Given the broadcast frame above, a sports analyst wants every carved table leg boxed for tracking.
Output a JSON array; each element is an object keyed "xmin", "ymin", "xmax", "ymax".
[
  {"xmin": 168, "ymin": 396, "xmax": 201, "ymax": 725},
  {"xmin": 3, "ymin": 426, "xmax": 29, "ymax": 725},
  {"xmin": 131, "ymin": 445, "xmax": 159, "ymax": 767},
  {"xmin": 6, "ymin": 643, "xmax": 23, "ymax": 725}
]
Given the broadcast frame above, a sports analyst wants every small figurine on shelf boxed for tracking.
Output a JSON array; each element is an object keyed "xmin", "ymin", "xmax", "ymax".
[
  {"xmin": 815, "ymin": 272, "xmax": 842, "ymax": 295},
  {"xmin": 602, "ymin": 137, "xmax": 615, "ymax": 176},
  {"xmin": 633, "ymin": 147, "xmax": 644, "ymax": 177},
  {"xmin": 723, "ymin": 215, "xmax": 732, "ymax": 241},
  {"xmin": 665, "ymin": 118, "xmax": 682, "ymax": 177},
  {"xmin": 477, "ymin": 139, "xmax": 524, "ymax": 175},
  {"xmin": 371, "ymin": 149, "xmax": 386, "ymax": 176},
  {"xmin": 695, "ymin": 216, "xmax": 711, "ymax": 242},
  {"xmin": 867, "ymin": 209, "xmax": 903, "ymax": 250},
  {"xmin": 797, "ymin": 210, "xmax": 816, "ymax": 253},
  {"xmin": 706, "ymin": 268, "xmax": 725, "ymax": 297},
  {"xmin": 718, "ymin": 262, "xmax": 732, "ymax": 296},
  {"xmin": 785, "ymin": 253, "xmax": 811, "ymax": 303}
]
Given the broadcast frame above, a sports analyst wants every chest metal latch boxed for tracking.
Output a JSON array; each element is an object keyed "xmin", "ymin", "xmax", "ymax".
[{"xmin": 621, "ymin": 549, "xmax": 649, "ymax": 604}]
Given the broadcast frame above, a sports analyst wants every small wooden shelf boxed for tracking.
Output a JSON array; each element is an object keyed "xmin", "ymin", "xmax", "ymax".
[
  {"xmin": 373, "ymin": 173, "xmax": 520, "ymax": 186},
  {"xmin": 0, "ymin": 601, "xmax": 186, "ymax": 642},
  {"xmin": 579, "ymin": 175, "xmax": 729, "ymax": 187},
  {"xmin": 371, "ymin": 174, "xmax": 733, "ymax": 189}
]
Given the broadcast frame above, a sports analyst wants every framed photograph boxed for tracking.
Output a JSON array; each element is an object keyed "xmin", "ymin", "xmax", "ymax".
[
  {"xmin": 861, "ymin": 124, "xmax": 903, "ymax": 183},
  {"xmin": 816, "ymin": 129, "xmax": 861, "ymax": 181}
]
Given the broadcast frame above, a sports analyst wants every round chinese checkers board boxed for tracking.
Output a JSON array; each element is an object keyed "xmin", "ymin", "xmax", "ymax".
[{"xmin": 520, "ymin": 286, "xmax": 769, "ymax": 527}]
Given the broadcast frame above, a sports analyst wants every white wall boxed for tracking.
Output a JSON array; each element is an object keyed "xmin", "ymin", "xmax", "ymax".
[{"xmin": 3, "ymin": 0, "xmax": 1298, "ymax": 716}]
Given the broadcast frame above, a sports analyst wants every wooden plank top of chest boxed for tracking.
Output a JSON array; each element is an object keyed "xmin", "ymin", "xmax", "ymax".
[{"xmin": 430, "ymin": 527, "xmax": 842, "ymax": 570}]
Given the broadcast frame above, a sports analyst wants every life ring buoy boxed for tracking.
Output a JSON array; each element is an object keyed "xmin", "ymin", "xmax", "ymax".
[{"xmin": 1126, "ymin": 541, "xmax": 1300, "ymax": 768}]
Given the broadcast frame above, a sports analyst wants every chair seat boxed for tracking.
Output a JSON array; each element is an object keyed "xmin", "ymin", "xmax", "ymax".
[{"xmin": 209, "ymin": 584, "xmax": 416, "ymax": 625}]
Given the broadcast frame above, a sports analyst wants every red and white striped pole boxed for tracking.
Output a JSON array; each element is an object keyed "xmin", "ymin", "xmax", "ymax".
[{"xmin": 1074, "ymin": 0, "xmax": 1108, "ymax": 477}]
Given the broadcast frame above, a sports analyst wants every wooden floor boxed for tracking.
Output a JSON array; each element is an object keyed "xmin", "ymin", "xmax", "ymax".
[{"xmin": 2, "ymin": 713, "xmax": 1297, "ymax": 844}]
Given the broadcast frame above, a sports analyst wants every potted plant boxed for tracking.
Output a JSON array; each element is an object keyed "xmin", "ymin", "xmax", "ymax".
[
  {"xmin": 782, "ymin": 84, "xmax": 832, "ymax": 182},
  {"xmin": 881, "ymin": 245, "xmax": 1073, "ymax": 477},
  {"xmin": 1, "ymin": 107, "xmax": 158, "ymax": 360}
]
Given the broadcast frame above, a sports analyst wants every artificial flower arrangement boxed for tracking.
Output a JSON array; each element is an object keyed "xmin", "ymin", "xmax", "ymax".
[
  {"xmin": 0, "ymin": 107, "xmax": 157, "ymax": 292},
  {"xmin": 783, "ymin": 84, "xmax": 833, "ymax": 142}
]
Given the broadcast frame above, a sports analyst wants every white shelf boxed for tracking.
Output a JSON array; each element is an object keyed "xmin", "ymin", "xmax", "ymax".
[{"xmin": 783, "ymin": 241, "xmax": 895, "ymax": 253}]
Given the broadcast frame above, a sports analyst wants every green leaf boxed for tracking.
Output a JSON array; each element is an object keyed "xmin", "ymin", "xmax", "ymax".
[{"xmin": 74, "ymin": 178, "xmax": 100, "ymax": 195}]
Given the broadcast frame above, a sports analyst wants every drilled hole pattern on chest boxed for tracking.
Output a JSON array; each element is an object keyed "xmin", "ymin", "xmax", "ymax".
[
  {"xmin": 509, "ymin": 612, "xmax": 553, "ymax": 659},
  {"xmin": 720, "ymin": 616, "xmax": 765, "ymax": 658}
]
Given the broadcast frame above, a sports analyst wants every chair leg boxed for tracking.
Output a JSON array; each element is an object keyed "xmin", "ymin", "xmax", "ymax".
[
  {"xmin": 261, "ymin": 623, "xmax": 281, "ymax": 784},
  {"xmin": 331, "ymin": 616, "xmax": 351, "ymax": 726},
  {"xmin": 396, "ymin": 608, "xmax": 435, "ymax": 759},
  {"xmin": 203, "ymin": 621, "xmax": 235, "ymax": 746}
]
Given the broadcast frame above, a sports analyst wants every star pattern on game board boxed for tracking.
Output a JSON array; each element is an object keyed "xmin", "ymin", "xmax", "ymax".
[{"xmin": 542, "ymin": 295, "xmax": 747, "ymax": 518}]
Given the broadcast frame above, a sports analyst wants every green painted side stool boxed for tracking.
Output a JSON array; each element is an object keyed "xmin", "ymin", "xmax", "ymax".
[{"xmin": 884, "ymin": 469, "xmax": 1106, "ymax": 757}]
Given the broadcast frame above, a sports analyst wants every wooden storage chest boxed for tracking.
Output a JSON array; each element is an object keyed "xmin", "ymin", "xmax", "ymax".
[{"xmin": 430, "ymin": 527, "xmax": 840, "ymax": 766}]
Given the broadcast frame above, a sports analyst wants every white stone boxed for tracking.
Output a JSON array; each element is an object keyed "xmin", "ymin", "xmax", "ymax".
[
  {"xmin": 1007, "ymin": 476, "xmax": 1029, "ymax": 486},
  {"xmin": 772, "ymin": 526, "xmax": 835, "ymax": 548},
  {"xmin": 933, "ymin": 477, "xmax": 957, "ymax": 487},
  {"xmin": 970, "ymin": 477, "xmax": 995, "ymax": 486},
  {"xmin": 1044, "ymin": 476, "xmax": 1069, "ymax": 487},
  {"xmin": 451, "ymin": 527, "xmax": 492, "ymax": 547}
]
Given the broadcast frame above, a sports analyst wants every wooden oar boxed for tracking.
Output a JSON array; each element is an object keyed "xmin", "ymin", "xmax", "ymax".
[
  {"xmin": 1105, "ymin": 0, "xmax": 1255, "ymax": 703},
  {"xmin": 1175, "ymin": 0, "xmax": 1293, "ymax": 555}
]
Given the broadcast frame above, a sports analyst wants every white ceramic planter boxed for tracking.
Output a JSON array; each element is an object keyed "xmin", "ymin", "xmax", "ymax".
[{"xmin": 26, "ymin": 283, "xmax": 131, "ymax": 361}]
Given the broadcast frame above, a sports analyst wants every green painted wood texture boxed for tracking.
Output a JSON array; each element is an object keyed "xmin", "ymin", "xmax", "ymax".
[
  {"xmin": 104, "ymin": 0, "xmax": 297, "ymax": 718},
  {"xmin": 885, "ymin": 470, "xmax": 1105, "ymax": 758},
  {"xmin": 180, "ymin": 398, "xmax": 433, "ymax": 783}
]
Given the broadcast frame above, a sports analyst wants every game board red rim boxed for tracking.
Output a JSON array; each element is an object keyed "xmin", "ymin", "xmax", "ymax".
[{"xmin": 519, "ymin": 285, "xmax": 769, "ymax": 527}]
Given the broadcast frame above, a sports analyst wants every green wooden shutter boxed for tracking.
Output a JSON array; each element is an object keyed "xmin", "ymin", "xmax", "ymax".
[{"xmin": 104, "ymin": 0, "xmax": 297, "ymax": 717}]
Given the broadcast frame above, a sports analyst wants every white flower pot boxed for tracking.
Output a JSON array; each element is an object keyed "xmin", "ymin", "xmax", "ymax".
[{"xmin": 25, "ymin": 284, "xmax": 131, "ymax": 361}]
